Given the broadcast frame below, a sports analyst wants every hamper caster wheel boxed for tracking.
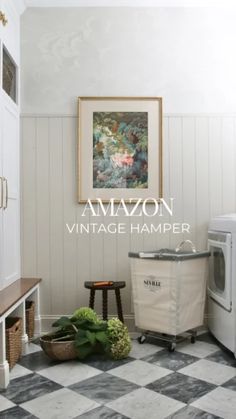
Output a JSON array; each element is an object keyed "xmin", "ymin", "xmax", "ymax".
[
  {"xmin": 191, "ymin": 336, "xmax": 196, "ymax": 344},
  {"xmin": 168, "ymin": 342, "xmax": 176, "ymax": 352},
  {"xmin": 138, "ymin": 335, "xmax": 146, "ymax": 344}
]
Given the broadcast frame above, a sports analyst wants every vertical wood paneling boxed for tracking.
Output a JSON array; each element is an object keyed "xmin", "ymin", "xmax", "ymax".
[
  {"xmin": 103, "ymin": 211, "xmax": 118, "ymax": 315},
  {"xmin": 117, "ymin": 211, "xmax": 132, "ymax": 313},
  {"xmin": 103, "ymin": 212, "xmax": 117, "ymax": 282},
  {"xmin": 20, "ymin": 120, "xmax": 24, "ymax": 278},
  {"xmin": 76, "ymin": 205, "xmax": 91, "ymax": 311},
  {"xmin": 142, "ymin": 207, "xmax": 157, "ymax": 251},
  {"xmin": 209, "ymin": 117, "xmax": 223, "ymax": 217},
  {"xmin": 157, "ymin": 116, "xmax": 171, "ymax": 250},
  {"xmin": 129, "ymin": 207, "xmax": 144, "ymax": 313},
  {"xmin": 235, "ymin": 118, "xmax": 236, "ymax": 208},
  {"xmin": 169, "ymin": 117, "xmax": 184, "ymax": 248},
  {"xmin": 130, "ymin": 206, "xmax": 144, "ymax": 252},
  {"xmin": 21, "ymin": 114, "xmax": 236, "ymax": 318},
  {"xmin": 89, "ymin": 206, "xmax": 104, "ymax": 314},
  {"xmin": 49, "ymin": 118, "xmax": 64, "ymax": 313},
  {"xmin": 195, "ymin": 117, "xmax": 209, "ymax": 250},
  {"xmin": 222, "ymin": 118, "xmax": 235, "ymax": 214},
  {"xmin": 21, "ymin": 118, "xmax": 37, "ymax": 277},
  {"xmin": 182, "ymin": 117, "xmax": 196, "ymax": 243},
  {"xmin": 35, "ymin": 118, "xmax": 51, "ymax": 314},
  {"xmin": 62, "ymin": 118, "xmax": 77, "ymax": 314}
]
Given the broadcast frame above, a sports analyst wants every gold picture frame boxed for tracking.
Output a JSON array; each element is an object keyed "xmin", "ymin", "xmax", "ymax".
[{"xmin": 78, "ymin": 96, "xmax": 163, "ymax": 203}]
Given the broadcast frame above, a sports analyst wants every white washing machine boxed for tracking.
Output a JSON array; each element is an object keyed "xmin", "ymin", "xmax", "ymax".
[{"xmin": 208, "ymin": 214, "xmax": 236, "ymax": 356}]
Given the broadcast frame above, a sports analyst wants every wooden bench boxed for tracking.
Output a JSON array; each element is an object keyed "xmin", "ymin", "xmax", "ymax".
[{"xmin": 0, "ymin": 278, "xmax": 41, "ymax": 389}]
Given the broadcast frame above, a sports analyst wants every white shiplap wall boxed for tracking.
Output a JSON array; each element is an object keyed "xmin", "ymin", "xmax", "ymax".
[{"xmin": 21, "ymin": 115, "xmax": 236, "ymax": 327}]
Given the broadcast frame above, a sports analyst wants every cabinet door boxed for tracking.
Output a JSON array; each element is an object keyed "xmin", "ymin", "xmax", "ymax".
[
  {"xmin": 0, "ymin": 100, "xmax": 3, "ymax": 290},
  {"xmin": 1, "ymin": 97, "xmax": 20, "ymax": 287},
  {"xmin": 0, "ymin": 1, "xmax": 3, "ymax": 41},
  {"xmin": 0, "ymin": 0, "xmax": 20, "ymax": 290},
  {"xmin": 0, "ymin": 0, "xmax": 19, "ymax": 65}
]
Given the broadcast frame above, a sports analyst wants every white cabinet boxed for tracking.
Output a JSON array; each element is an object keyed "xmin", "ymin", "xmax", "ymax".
[
  {"xmin": 0, "ymin": 0, "xmax": 20, "ymax": 65},
  {"xmin": 0, "ymin": 0, "xmax": 21, "ymax": 290},
  {"xmin": 0, "ymin": 97, "xmax": 20, "ymax": 289}
]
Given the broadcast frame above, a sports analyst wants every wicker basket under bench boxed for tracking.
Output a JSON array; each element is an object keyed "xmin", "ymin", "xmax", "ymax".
[
  {"xmin": 26, "ymin": 300, "xmax": 35, "ymax": 340},
  {"xmin": 5, "ymin": 317, "xmax": 22, "ymax": 369},
  {"xmin": 0, "ymin": 278, "xmax": 41, "ymax": 389}
]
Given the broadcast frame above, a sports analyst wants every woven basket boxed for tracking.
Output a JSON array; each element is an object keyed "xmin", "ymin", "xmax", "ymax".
[
  {"xmin": 6, "ymin": 317, "xmax": 22, "ymax": 369},
  {"xmin": 26, "ymin": 301, "xmax": 35, "ymax": 340},
  {"xmin": 40, "ymin": 335, "xmax": 77, "ymax": 361}
]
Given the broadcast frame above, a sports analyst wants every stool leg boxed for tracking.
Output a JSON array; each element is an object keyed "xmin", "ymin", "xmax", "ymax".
[
  {"xmin": 115, "ymin": 289, "xmax": 124, "ymax": 323},
  {"xmin": 102, "ymin": 289, "xmax": 108, "ymax": 321},
  {"xmin": 89, "ymin": 289, "xmax": 95, "ymax": 309}
]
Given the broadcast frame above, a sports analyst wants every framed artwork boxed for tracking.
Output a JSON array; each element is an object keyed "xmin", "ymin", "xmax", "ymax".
[{"xmin": 78, "ymin": 97, "xmax": 162, "ymax": 203}]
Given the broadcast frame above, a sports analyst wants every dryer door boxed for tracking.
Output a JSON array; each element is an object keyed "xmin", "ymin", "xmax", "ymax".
[{"xmin": 207, "ymin": 232, "xmax": 232, "ymax": 312}]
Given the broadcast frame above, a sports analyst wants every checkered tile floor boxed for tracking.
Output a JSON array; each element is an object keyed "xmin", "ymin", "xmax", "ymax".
[{"xmin": 0, "ymin": 332, "xmax": 236, "ymax": 418}]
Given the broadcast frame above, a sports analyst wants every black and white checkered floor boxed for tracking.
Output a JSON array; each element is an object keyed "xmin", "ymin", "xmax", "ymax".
[{"xmin": 1, "ymin": 332, "xmax": 236, "ymax": 418}]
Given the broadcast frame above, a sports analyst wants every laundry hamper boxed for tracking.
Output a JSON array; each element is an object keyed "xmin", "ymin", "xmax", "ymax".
[{"xmin": 129, "ymin": 241, "xmax": 209, "ymax": 350}]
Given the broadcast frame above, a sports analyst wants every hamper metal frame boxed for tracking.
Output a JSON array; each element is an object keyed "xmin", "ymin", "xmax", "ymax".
[{"xmin": 138, "ymin": 329, "xmax": 197, "ymax": 352}]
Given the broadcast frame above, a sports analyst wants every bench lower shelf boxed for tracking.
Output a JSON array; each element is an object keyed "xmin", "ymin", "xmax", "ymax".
[{"xmin": 0, "ymin": 278, "xmax": 41, "ymax": 389}]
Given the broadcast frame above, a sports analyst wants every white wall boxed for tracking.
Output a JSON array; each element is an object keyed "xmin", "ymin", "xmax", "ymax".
[
  {"xmin": 20, "ymin": 7, "xmax": 236, "ymax": 328},
  {"xmin": 21, "ymin": 7, "xmax": 236, "ymax": 115},
  {"xmin": 21, "ymin": 114, "xmax": 236, "ymax": 327}
]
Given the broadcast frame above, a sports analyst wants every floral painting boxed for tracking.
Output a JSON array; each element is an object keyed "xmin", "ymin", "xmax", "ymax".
[
  {"xmin": 78, "ymin": 97, "xmax": 162, "ymax": 203},
  {"xmin": 93, "ymin": 112, "xmax": 148, "ymax": 189}
]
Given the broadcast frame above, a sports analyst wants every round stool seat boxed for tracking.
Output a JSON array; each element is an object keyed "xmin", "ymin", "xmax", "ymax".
[
  {"xmin": 84, "ymin": 281, "xmax": 126, "ymax": 322},
  {"xmin": 84, "ymin": 281, "xmax": 126, "ymax": 290}
]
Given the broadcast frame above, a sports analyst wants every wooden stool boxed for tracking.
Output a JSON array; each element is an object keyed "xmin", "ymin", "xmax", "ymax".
[{"xmin": 84, "ymin": 281, "xmax": 126, "ymax": 323}]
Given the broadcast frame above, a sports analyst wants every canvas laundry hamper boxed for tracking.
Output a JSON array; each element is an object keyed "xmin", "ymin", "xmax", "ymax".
[{"xmin": 129, "ymin": 241, "xmax": 209, "ymax": 336}]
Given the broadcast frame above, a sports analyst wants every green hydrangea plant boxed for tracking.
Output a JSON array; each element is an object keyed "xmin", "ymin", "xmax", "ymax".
[
  {"xmin": 72, "ymin": 307, "xmax": 100, "ymax": 324},
  {"xmin": 45, "ymin": 308, "xmax": 131, "ymax": 361},
  {"xmin": 107, "ymin": 318, "xmax": 131, "ymax": 360},
  {"xmin": 52, "ymin": 311, "xmax": 109, "ymax": 359}
]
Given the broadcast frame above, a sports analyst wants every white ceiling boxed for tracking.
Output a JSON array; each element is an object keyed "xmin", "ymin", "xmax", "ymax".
[{"xmin": 23, "ymin": 0, "xmax": 236, "ymax": 7}]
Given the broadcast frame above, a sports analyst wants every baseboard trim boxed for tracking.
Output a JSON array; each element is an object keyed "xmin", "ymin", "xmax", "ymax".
[
  {"xmin": 39, "ymin": 314, "xmax": 136, "ymax": 335},
  {"xmin": 39, "ymin": 314, "xmax": 207, "ymax": 337}
]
